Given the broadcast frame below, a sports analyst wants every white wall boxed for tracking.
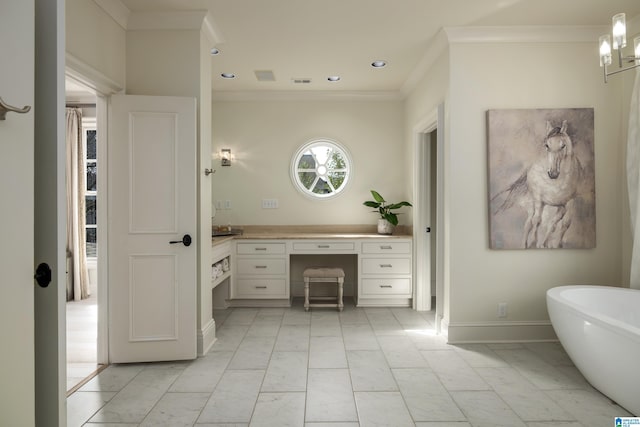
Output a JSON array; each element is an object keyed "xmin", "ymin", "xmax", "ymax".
[
  {"xmin": 211, "ymin": 98, "xmax": 406, "ymax": 227},
  {"xmin": 444, "ymin": 38, "xmax": 626, "ymax": 341},
  {"xmin": 404, "ymin": 29, "xmax": 632, "ymax": 341},
  {"xmin": 404, "ymin": 44, "xmax": 451, "ymax": 323},
  {"xmin": 66, "ymin": 0, "xmax": 126, "ymax": 88}
]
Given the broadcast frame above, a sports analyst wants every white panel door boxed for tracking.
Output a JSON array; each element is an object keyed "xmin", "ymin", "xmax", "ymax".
[
  {"xmin": 109, "ymin": 95, "xmax": 197, "ymax": 363},
  {"xmin": 0, "ymin": 1, "xmax": 35, "ymax": 424}
]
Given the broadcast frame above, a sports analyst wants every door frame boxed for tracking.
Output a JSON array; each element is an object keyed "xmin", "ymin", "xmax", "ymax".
[
  {"xmin": 66, "ymin": 56, "xmax": 123, "ymax": 365},
  {"xmin": 412, "ymin": 103, "xmax": 445, "ymax": 333}
]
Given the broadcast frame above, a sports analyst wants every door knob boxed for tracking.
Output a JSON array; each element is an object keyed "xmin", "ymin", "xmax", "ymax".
[
  {"xmin": 34, "ymin": 263, "xmax": 52, "ymax": 288},
  {"xmin": 169, "ymin": 234, "xmax": 192, "ymax": 247}
]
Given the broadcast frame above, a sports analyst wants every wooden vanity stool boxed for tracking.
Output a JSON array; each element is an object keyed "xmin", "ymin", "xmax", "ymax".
[{"xmin": 303, "ymin": 267, "xmax": 345, "ymax": 312}]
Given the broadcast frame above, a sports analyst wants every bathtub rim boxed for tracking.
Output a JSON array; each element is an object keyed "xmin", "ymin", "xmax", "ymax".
[{"xmin": 547, "ymin": 285, "xmax": 640, "ymax": 345}]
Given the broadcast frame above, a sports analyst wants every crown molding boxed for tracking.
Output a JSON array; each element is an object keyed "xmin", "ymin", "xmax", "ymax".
[
  {"xmin": 93, "ymin": 0, "xmax": 130, "ymax": 30},
  {"xmin": 65, "ymin": 53, "xmax": 124, "ymax": 95},
  {"xmin": 443, "ymin": 25, "xmax": 606, "ymax": 44},
  {"xmin": 212, "ymin": 90, "xmax": 404, "ymax": 102},
  {"xmin": 127, "ymin": 10, "xmax": 209, "ymax": 31}
]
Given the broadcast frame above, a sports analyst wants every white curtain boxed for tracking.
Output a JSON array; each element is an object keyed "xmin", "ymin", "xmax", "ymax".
[{"xmin": 66, "ymin": 108, "xmax": 90, "ymax": 300}]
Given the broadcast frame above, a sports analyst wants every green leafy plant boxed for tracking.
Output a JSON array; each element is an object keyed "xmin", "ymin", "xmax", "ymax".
[{"xmin": 363, "ymin": 190, "xmax": 412, "ymax": 226}]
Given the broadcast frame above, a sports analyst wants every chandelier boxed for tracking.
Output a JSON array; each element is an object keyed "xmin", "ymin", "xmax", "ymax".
[{"xmin": 599, "ymin": 13, "xmax": 640, "ymax": 82}]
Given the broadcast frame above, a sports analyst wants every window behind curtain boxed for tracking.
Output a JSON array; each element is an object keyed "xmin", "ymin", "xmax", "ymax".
[{"xmin": 83, "ymin": 118, "xmax": 97, "ymax": 258}]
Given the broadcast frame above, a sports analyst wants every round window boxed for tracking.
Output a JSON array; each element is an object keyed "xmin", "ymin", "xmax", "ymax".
[{"xmin": 290, "ymin": 139, "xmax": 352, "ymax": 199}]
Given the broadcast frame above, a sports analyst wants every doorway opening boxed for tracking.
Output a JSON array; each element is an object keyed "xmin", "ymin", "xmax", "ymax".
[
  {"xmin": 65, "ymin": 78, "xmax": 104, "ymax": 393},
  {"xmin": 413, "ymin": 104, "xmax": 445, "ymax": 333}
]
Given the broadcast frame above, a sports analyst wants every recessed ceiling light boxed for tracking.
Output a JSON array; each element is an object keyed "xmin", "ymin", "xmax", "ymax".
[
  {"xmin": 210, "ymin": 48, "xmax": 220, "ymax": 55},
  {"xmin": 371, "ymin": 60, "xmax": 387, "ymax": 68},
  {"xmin": 327, "ymin": 76, "xmax": 341, "ymax": 82},
  {"xmin": 221, "ymin": 73, "xmax": 236, "ymax": 79}
]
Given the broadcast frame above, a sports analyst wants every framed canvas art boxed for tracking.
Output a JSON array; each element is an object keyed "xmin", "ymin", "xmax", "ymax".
[{"xmin": 487, "ymin": 108, "xmax": 596, "ymax": 249}]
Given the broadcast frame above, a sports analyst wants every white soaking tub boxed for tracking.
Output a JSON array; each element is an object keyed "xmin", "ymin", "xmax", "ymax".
[{"xmin": 547, "ymin": 285, "xmax": 640, "ymax": 416}]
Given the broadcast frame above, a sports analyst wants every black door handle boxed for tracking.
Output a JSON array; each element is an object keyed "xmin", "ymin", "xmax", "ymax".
[
  {"xmin": 34, "ymin": 263, "xmax": 52, "ymax": 288},
  {"xmin": 169, "ymin": 234, "xmax": 192, "ymax": 247}
]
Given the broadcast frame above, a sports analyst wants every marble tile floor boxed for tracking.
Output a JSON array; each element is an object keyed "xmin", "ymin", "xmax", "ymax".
[{"xmin": 67, "ymin": 299, "xmax": 633, "ymax": 426}]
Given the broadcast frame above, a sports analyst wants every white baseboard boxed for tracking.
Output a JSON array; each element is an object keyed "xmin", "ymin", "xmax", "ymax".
[
  {"xmin": 446, "ymin": 320, "xmax": 558, "ymax": 343},
  {"xmin": 197, "ymin": 318, "xmax": 216, "ymax": 356}
]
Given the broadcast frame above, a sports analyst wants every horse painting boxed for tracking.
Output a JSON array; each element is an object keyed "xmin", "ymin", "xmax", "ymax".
[{"xmin": 488, "ymin": 109, "xmax": 595, "ymax": 249}]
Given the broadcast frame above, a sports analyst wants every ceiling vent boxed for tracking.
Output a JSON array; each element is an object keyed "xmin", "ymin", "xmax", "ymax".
[
  {"xmin": 254, "ymin": 70, "xmax": 275, "ymax": 82},
  {"xmin": 292, "ymin": 78, "xmax": 312, "ymax": 84}
]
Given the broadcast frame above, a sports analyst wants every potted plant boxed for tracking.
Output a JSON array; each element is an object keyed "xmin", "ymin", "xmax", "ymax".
[{"xmin": 363, "ymin": 190, "xmax": 412, "ymax": 234}]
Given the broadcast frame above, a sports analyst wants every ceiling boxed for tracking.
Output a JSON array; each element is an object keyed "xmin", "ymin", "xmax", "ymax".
[{"xmin": 113, "ymin": 0, "xmax": 640, "ymax": 94}]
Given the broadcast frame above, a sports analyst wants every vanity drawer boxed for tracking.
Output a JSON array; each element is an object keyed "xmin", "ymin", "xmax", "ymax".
[
  {"xmin": 292, "ymin": 241, "xmax": 355, "ymax": 252},
  {"xmin": 362, "ymin": 241, "xmax": 411, "ymax": 254},
  {"xmin": 237, "ymin": 258, "xmax": 286, "ymax": 275},
  {"xmin": 235, "ymin": 279, "xmax": 287, "ymax": 298},
  {"xmin": 237, "ymin": 242, "xmax": 286, "ymax": 255},
  {"xmin": 362, "ymin": 278, "xmax": 411, "ymax": 295},
  {"xmin": 361, "ymin": 258, "xmax": 411, "ymax": 275}
]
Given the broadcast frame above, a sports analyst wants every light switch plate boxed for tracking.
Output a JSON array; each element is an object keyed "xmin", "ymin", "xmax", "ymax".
[{"xmin": 262, "ymin": 199, "xmax": 279, "ymax": 209}]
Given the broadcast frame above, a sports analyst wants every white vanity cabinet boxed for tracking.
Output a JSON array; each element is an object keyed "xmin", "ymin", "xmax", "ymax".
[
  {"xmin": 232, "ymin": 241, "xmax": 289, "ymax": 303},
  {"xmin": 227, "ymin": 236, "xmax": 412, "ymax": 308},
  {"xmin": 359, "ymin": 239, "xmax": 412, "ymax": 306}
]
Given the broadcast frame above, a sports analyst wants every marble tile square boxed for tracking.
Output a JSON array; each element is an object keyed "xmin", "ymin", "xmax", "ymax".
[
  {"xmin": 78, "ymin": 364, "xmax": 144, "ymax": 392},
  {"xmin": 227, "ymin": 336, "xmax": 276, "ymax": 370},
  {"xmin": 139, "ymin": 392, "xmax": 209, "ymax": 426},
  {"xmin": 451, "ymin": 344, "xmax": 509, "ymax": 368},
  {"xmin": 414, "ymin": 422, "xmax": 472, "ymax": 426},
  {"xmin": 197, "ymin": 370, "xmax": 265, "ymax": 423},
  {"xmin": 169, "ymin": 351, "xmax": 233, "ymax": 392},
  {"xmin": 406, "ymin": 330, "xmax": 450, "ymax": 350},
  {"xmin": 67, "ymin": 391, "xmax": 116, "ymax": 427},
  {"xmin": 310, "ymin": 318, "xmax": 342, "ymax": 337},
  {"xmin": 525, "ymin": 423, "xmax": 585, "ymax": 427},
  {"xmin": 282, "ymin": 309, "xmax": 311, "ymax": 325},
  {"xmin": 306, "ymin": 369, "xmax": 358, "ymax": 422},
  {"xmin": 421, "ymin": 350, "xmax": 490, "ymax": 391},
  {"xmin": 338, "ymin": 308, "xmax": 370, "ymax": 325},
  {"xmin": 342, "ymin": 323, "xmax": 380, "ymax": 350},
  {"xmin": 391, "ymin": 307, "xmax": 433, "ymax": 329},
  {"xmin": 88, "ymin": 366, "xmax": 183, "ymax": 423},
  {"xmin": 224, "ymin": 308, "xmax": 259, "ymax": 325},
  {"xmin": 492, "ymin": 349, "xmax": 584, "ymax": 390},
  {"xmin": 475, "ymin": 367, "xmax": 574, "ymax": 421},
  {"xmin": 545, "ymin": 389, "xmax": 633, "ymax": 427},
  {"xmin": 309, "ymin": 336, "xmax": 347, "ymax": 368},
  {"xmin": 450, "ymin": 390, "xmax": 527, "ymax": 427},
  {"xmin": 347, "ymin": 350, "xmax": 397, "ymax": 391},
  {"xmin": 262, "ymin": 351, "xmax": 308, "ymax": 392},
  {"xmin": 256, "ymin": 307, "xmax": 286, "ymax": 319},
  {"xmin": 246, "ymin": 319, "xmax": 282, "ymax": 337},
  {"xmin": 274, "ymin": 324, "xmax": 310, "ymax": 352},
  {"xmin": 366, "ymin": 312, "xmax": 405, "ymax": 336},
  {"xmin": 523, "ymin": 342, "xmax": 574, "ymax": 367},
  {"xmin": 392, "ymin": 368, "xmax": 466, "ymax": 422},
  {"xmin": 486, "ymin": 343, "xmax": 525, "ymax": 350},
  {"xmin": 304, "ymin": 424, "xmax": 360, "ymax": 427},
  {"xmin": 210, "ymin": 324, "xmax": 250, "ymax": 352},
  {"xmin": 353, "ymin": 391, "xmax": 414, "ymax": 427},
  {"xmin": 377, "ymin": 335, "xmax": 428, "ymax": 368},
  {"xmin": 249, "ymin": 392, "xmax": 306, "ymax": 427}
]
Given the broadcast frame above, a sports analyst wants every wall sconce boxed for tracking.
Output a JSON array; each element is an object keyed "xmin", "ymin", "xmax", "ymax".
[
  {"xmin": 221, "ymin": 148, "xmax": 231, "ymax": 166},
  {"xmin": 599, "ymin": 12, "xmax": 640, "ymax": 82}
]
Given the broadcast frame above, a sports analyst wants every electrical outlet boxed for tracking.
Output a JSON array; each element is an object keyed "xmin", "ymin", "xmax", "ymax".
[
  {"xmin": 497, "ymin": 302, "xmax": 508, "ymax": 318},
  {"xmin": 262, "ymin": 198, "xmax": 279, "ymax": 209},
  {"xmin": 224, "ymin": 200, "xmax": 232, "ymax": 209}
]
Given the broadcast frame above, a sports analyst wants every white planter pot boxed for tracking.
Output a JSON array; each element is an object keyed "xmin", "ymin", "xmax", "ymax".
[{"xmin": 377, "ymin": 219, "xmax": 395, "ymax": 235}]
